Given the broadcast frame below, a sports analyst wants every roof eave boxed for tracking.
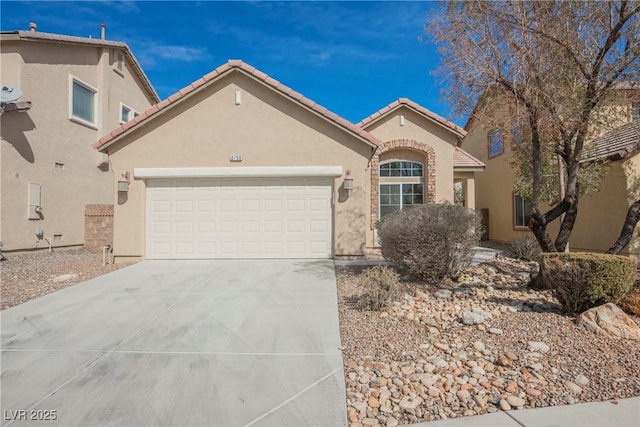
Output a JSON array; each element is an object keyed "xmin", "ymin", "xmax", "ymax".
[{"xmin": 453, "ymin": 166, "xmax": 486, "ymax": 172}]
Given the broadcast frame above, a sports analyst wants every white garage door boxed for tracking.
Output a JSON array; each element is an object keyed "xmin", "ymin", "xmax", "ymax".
[{"xmin": 146, "ymin": 177, "xmax": 333, "ymax": 259}]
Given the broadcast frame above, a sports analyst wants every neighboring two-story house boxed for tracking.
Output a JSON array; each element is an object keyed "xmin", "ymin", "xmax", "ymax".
[
  {"xmin": 0, "ymin": 25, "xmax": 158, "ymax": 252},
  {"xmin": 461, "ymin": 88, "xmax": 640, "ymax": 258}
]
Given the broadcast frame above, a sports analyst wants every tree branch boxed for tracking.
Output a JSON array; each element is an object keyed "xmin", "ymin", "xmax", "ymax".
[{"xmin": 608, "ymin": 199, "xmax": 640, "ymax": 254}]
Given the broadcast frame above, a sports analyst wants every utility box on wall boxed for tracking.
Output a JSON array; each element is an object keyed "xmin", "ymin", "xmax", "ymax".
[{"xmin": 28, "ymin": 182, "xmax": 42, "ymax": 220}]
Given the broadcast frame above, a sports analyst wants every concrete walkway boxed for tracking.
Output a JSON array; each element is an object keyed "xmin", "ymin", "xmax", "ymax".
[
  {"xmin": 334, "ymin": 246, "xmax": 501, "ymax": 268},
  {"xmin": 414, "ymin": 397, "xmax": 640, "ymax": 427},
  {"xmin": 1, "ymin": 259, "xmax": 346, "ymax": 426}
]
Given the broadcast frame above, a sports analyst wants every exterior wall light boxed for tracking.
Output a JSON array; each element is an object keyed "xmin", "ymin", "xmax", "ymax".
[
  {"xmin": 118, "ymin": 171, "xmax": 130, "ymax": 192},
  {"xmin": 343, "ymin": 169, "xmax": 354, "ymax": 191}
]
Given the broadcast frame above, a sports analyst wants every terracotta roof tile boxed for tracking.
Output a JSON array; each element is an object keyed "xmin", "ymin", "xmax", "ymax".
[
  {"xmin": 111, "ymin": 126, "xmax": 125, "ymax": 138},
  {"xmin": 167, "ymin": 93, "xmax": 182, "ymax": 103},
  {"xmin": 192, "ymin": 78, "xmax": 207, "ymax": 90},
  {"xmin": 582, "ymin": 121, "xmax": 640, "ymax": 162},
  {"xmin": 252, "ymin": 69, "xmax": 268, "ymax": 81},
  {"xmin": 94, "ymin": 60, "xmax": 381, "ymax": 150},
  {"xmin": 453, "ymin": 147, "xmax": 485, "ymax": 169},
  {"xmin": 121, "ymin": 120, "xmax": 136, "ymax": 131},
  {"xmin": 358, "ymin": 98, "xmax": 466, "ymax": 138},
  {"xmin": 264, "ymin": 76, "xmax": 279, "ymax": 87}
]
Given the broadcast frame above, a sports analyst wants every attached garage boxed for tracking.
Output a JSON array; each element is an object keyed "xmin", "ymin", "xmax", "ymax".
[
  {"xmin": 140, "ymin": 167, "xmax": 338, "ymax": 259},
  {"xmin": 94, "ymin": 61, "xmax": 478, "ymax": 262}
]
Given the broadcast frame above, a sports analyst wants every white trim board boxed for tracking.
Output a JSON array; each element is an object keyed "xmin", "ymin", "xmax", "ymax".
[{"xmin": 134, "ymin": 166, "xmax": 343, "ymax": 179}]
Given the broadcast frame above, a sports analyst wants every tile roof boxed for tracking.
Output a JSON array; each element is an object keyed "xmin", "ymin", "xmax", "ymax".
[
  {"xmin": 357, "ymin": 98, "xmax": 467, "ymax": 138},
  {"xmin": 1, "ymin": 30, "xmax": 159, "ymax": 103},
  {"xmin": 94, "ymin": 60, "xmax": 381, "ymax": 151},
  {"xmin": 582, "ymin": 121, "xmax": 640, "ymax": 162},
  {"xmin": 453, "ymin": 146, "xmax": 485, "ymax": 169}
]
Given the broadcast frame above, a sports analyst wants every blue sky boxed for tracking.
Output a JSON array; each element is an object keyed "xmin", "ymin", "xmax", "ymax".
[{"xmin": 1, "ymin": 1, "xmax": 458, "ymax": 124}]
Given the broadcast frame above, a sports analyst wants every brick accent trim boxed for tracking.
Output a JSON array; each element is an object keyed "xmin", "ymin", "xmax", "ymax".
[
  {"xmin": 370, "ymin": 139, "xmax": 436, "ymax": 229},
  {"xmin": 84, "ymin": 204, "xmax": 113, "ymax": 252}
]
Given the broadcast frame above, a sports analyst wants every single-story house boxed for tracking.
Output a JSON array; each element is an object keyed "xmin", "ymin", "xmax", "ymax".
[{"xmin": 94, "ymin": 60, "xmax": 484, "ymax": 261}]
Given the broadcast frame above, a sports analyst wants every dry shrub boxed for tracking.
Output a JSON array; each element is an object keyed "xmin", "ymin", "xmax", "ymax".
[
  {"xmin": 377, "ymin": 203, "xmax": 483, "ymax": 280},
  {"xmin": 357, "ymin": 265, "xmax": 401, "ymax": 311},
  {"xmin": 507, "ymin": 236, "xmax": 541, "ymax": 261},
  {"xmin": 539, "ymin": 252, "xmax": 637, "ymax": 313},
  {"xmin": 619, "ymin": 282, "xmax": 640, "ymax": 316}
]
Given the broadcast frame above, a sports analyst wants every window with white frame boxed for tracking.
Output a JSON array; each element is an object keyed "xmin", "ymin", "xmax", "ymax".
[
  {"xmin": 379, "ymin": 161, "xmax": 424, "ymax": 217},
  {"xmin": 70, "ymin": 76, "xmax": 97, "ymax": 126},
  {"xmin": 514, "ymin": 193, "xmax": 531, "ymax": 228},
  {"xmin": 380, "ymin": 161, "xmax": 423, "ymax": 177},
  {"xmin": 488, "ymin": 128, "xmax": 504, "ymax": 157},
  {"xmin": 120, "ymin": 103, "xmax": 138, "ymax": 123}
]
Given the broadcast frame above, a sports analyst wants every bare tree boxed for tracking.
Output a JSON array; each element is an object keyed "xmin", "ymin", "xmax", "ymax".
[{"xmin": 427, "ymin": 0, "xmax": 640, "ymax": 252}]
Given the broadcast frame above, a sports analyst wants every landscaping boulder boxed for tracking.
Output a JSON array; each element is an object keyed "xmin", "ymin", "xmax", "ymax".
[
  {"xmin": 461, "ymin": 310, "xmax": 485, "ymax": 325},
  {"xmin": 577, "ymin": 303, "xmax": 640, "ymax": 340}
]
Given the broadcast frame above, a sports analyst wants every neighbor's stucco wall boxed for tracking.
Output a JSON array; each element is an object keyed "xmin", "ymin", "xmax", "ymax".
[
  {"xmin": 0, "ymin": 38, "xmax": 155, "ymax": 251},
  {"xmin": 569, "ymin": 158, "xmax": 637, "ymax": 257},
  {"xmin": 462, "ymin": 101, "xmax": 638, "ymax": 257},
  {"xmin": 623, "ymin": 154, "xmax": 640, "ymax": 258},
  {"xmin": 106, "ymin": 71, "xmax": 375, "ymax": 260},
  {"xmin": 461, "ymin": 116, "xmax": 532, "ymax": 243}
]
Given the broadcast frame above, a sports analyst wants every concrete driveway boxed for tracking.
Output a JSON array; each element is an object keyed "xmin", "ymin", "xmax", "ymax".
[{"xmin": 1, "ymin": 260, "xmax": 346, "ymax": 426}]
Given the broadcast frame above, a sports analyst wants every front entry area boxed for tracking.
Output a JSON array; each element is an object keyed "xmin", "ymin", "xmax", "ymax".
[{"xmin": 146, "ymin": 177, "xmax": 333, "ymax": 259}]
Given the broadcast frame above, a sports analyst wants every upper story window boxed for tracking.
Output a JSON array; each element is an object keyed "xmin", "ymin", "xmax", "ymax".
[
  {"xmin": 120, "ymin": 103, "xmax": 139, "ymax": 124},
  {"xmin": 488, "ymin": 128, "xmax": 504, "ymax": 157},
  {"xmin": 632, "ymin": 101, "xmax": 639, "ymax": 122},
  {"xmin": 379, "ymin": 161, "xmax": 423, "ymax": 177},
  {"xmin": 69, "ymin": 76, "xmax": 97, "ymax": 127}
]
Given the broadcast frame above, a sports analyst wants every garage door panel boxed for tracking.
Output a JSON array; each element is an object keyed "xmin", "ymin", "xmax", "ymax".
[
  {"xmin": 265, "ymin": 221, "xmax": 282, "ymax": 233},
  {"xmin": 310, "ymin": 199, "xmax": 329, "ymax": 211},
  {"xmin": 146, "ymin": 177, "xmax": 333, "ymax": 259},
  {"xmin": 310, "ymin": 220, "xmax": 329, "ymax": 232},
  {"xmin": 264, "ymin": 199, "xmax": 283, "ymax": 212},
  {"xmin": 243, "ymin": 221, "xmax": 260, "ymax": 233}
]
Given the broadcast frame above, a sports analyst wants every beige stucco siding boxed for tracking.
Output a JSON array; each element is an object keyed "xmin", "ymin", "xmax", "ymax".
[
  {"xmin": 364, "ymin": 107, "xmax": 457, "ymax": 204},
  {"xmin": 106, "ymin": 72, "xmax": 374, "ymax": 259},
  {"xmin": 624, "ymin": 155, "xmax": 640, "ymax": 258},
  {"xmin": 461, "ymin": 119, "xmax": 532, "ymax": 242},
  {"xmin": 0, "ymin": 39, "xmax": 155, "ymax": 251},
  {"xmin": 463, "ymin": 112, "xmax": 639, "ymax": 258},
  {"xmin": 569, "ymin": 160, "xmax": 635, "ymax": 255}
]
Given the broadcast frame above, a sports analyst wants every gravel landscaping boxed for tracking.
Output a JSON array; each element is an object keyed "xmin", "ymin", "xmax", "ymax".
[
  {"xmin": 0, "ymin": 249, "xmax": 134, "ymax": 310},
  {"xmin": 336, "ymin": 257, "xmax": 640, "ymax": 426},
  {"xmin": 3, "ymin": 248, "xmax": 638, "ymax": 426}
]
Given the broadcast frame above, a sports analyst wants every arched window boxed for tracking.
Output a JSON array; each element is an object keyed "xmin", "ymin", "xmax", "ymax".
[
  {"xmin": 379, "ymin": 161, "xmax": 423, "ymax": 177},
  {"xmin": 379, "ymin": 161, "xmax": 424, "ymax": 217}
]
